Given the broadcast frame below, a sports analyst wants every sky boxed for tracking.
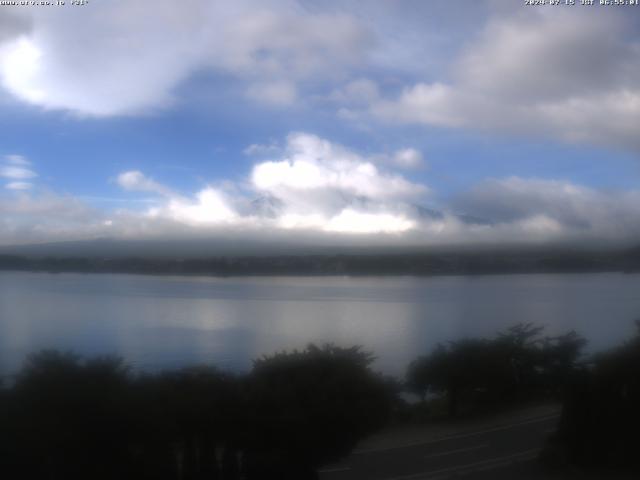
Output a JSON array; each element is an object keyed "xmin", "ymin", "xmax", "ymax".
[{"xmin": 1, "ymin": 0, "xmax": 640, "ymax": 250}]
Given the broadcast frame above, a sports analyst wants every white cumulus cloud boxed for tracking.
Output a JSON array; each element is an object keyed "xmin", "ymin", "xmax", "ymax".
[
  {"xmin": 116, "ymin": 171, "xmax": 174, "ymax": 197},
  {"xmin": 110, "ymin": 133, "xmax": 426, "ymax": 235},
  {"xmin": 4, "ymin": 134, "xmax": 640, "ymax": 248},
  {"xmin": 324, "ymin": 209, "xmax": 415, "ymax": 234},
  {"xmin": 249, "ymin": 133, "xmax": 425, "ymax": 232},
  {"xmin": 0, "ymin": 0, "xmax": 371, "ymax": 116},
  {"xmin": 5, "ymin": 182, "xmax": 32, "ymax": 191},
  {"xmin": 5, "ymin": 154, "xmax": 30, "ymax": 166},
  {"xmin": 1, "ymin": 154, "xmax": 37, "ymax": 191},
  {"xmin": 252, "ymin": 132, "xmax": 425, "ymax": 201},
  {"xmin": 151, "ymin": 188, "xmax": 238, "ymax": 226},
  {"xmin": 246, "ymin": 80, "xmax": 298, "ymax": 106},
  {"xmin": 393, "ymin": 148, "xmax": 424, "ymax": 169},
  {"xmin": 372, "ymin": 8, "xmax": 640, "ymax": 152},
  {"xmin": 1, "ymin": 165, "xmax": 36, "ymax": 180}
]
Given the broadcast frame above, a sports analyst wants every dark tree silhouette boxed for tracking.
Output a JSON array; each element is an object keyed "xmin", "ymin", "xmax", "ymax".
[
  {"xmin": 555, "ymin": 321, "xmax": 640, "ymax": 472},
  {"xmin": 5, "ymin": 351, "xmax": 132, "ymax": 479},
  {"xmin": 130, "ymin": 366, "xmax": 242, "ymax": 479},
  {"xmin": 243, "ymin": 344, "xmax": 394, "ymax": 479},
  {"xmin": 0, "ymin": 345, "xmax": 394, "ymax": 480},
  {"xmin": 0, "ymin": 326, "xmax": 598, "ymax": 479},
  {"xmin": 406, "ymin": 324, "xmax": 586, "ymax": 417}
]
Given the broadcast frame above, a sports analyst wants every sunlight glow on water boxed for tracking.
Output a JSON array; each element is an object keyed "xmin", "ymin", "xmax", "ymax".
[{"xmin": 1, "ymin": 272, "xmax": 639, "ymax": 377}]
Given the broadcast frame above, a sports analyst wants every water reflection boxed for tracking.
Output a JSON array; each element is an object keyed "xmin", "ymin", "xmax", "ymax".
[{"xmin": 1, "ymin": 272, "xmax": 640, "ymax": 376}]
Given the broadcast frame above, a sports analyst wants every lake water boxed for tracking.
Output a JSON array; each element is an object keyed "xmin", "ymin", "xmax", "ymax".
[{"xmin": 1, "ymin": 271, "xmax": 639, "ymax": 377}]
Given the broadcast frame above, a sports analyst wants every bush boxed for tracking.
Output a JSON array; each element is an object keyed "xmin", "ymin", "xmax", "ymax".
[
  {"xmin": 406, "ymin": 324, "xmax": 586, "ymax": 417},
  {"xmin": 556, "ymin": 322, "xmax": 640, "ymax": 471},
  {"xmin": 0, "ymin": 344, "xmax": 394, "ymax": 480}
]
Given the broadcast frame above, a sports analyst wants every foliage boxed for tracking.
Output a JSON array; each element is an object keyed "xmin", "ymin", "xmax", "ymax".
[
  {"xmin": 244, "ymin": 345, "xmax": 394, "ymax": 477},
  {"xmin": 555, "ymin": 321, "xmax": 640, "ymax": 471},
  {"xmin": 406, "ymin": 323, "xmax": 587, "ymax": 417},
  {"xmin": 0, "ymin": 344, "xmax": 393, "ymax": 480}
]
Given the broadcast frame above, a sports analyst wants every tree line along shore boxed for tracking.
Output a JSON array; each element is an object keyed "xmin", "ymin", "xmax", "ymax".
[
  {"xmin": 1, "ymin": 322, "xmax": 638, "ymax": 479},
  {"xmin": 3, "ymin": 248, "xmax": 640, "ymax": 276}
]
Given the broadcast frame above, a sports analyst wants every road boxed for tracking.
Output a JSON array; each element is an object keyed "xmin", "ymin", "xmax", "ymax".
[{"xmin": 318, "ymin": 409, "xmax": 560, "ymax": 480}]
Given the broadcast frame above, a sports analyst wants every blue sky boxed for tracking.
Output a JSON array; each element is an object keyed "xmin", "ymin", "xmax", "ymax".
[{"xmin": 1, "ymin": 0, "xmax": 640, "ymax": 248}]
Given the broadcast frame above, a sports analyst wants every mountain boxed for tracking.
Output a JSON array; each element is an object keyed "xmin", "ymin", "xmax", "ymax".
[{"xmin": 2, "ymin": 242, "xmax": 640, "ymax": 276}]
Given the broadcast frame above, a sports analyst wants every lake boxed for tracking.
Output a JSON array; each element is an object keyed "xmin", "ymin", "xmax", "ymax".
[{"xmin": 1, "ymin": 271, "xmax": 639, "ymax": 377}]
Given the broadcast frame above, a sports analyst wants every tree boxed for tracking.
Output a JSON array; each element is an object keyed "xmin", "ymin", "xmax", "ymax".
[
  {"xmin": 7, "ymin": 351, "xmax": 132, "ymax": 480},
  {"xmin": 556, "ymin": 322, "xmax": 640, "ymax": 471},
  {"xmin": 243, "ymin": 344, "xmax": 394, "ymax": 479},
  {"xmin": 406, "ymin": 324, "xmax": 587, "ymax": 418}
]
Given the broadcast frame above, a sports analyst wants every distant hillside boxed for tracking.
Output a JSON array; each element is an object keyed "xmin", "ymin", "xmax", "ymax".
[{"xmin": 1, "ymin": 247, "xmax": 639, "ymax": 277}]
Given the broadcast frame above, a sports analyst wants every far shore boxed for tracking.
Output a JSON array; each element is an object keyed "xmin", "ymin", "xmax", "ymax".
[{"xmin": 2, "ymin": 249, "xmax": 640, "ymax": 277}]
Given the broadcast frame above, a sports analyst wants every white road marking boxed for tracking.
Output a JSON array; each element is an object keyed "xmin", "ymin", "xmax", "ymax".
[
  {"xmin": 318, "ymin": 466, "xmax": 351, "ymax": 474},
  {"xmin": 423, "ymin": 444, "xmax": 488, "ymax": 460},
  {"xmin": 383, "ymin": 448, "xmax": 540, "ymax": 480},
  {"xmin": 354, "ymin": 413, "xmax": 559, "ymax": 454}
]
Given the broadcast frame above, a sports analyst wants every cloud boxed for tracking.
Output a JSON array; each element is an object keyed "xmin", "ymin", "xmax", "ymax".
[
  {"xmin": 0, "ymin": 0, "xmax": 371, "ymax": 116},
  {"xmin": 0, "ymin": 191, "xmax": 91, "ymax": 218},
  {"xmin": 328, "ymin": 79, "xmax": 380, "ymax": 106},
  {"xmin": 324, "ymin": 209, "xmax": 415, "ymax": 234},
  {"xmin": 0, "ymin": 165, "xmax": 36, "ymax": 180},
  {"xmin": 372, "ymin": 8, "xmax": 640, "ymax": 152},
  {"xmin": 4, "ymin": 154, "xmax": 30, "ymax": 166},
  {"xmin": 116, "ymin": 171, "xmax": 174, "ymax": 197},
  {"xmin": 107, "ymin": 133, "xmax": 640, "ymax": 243},
  {"xmin": 5, "ymin": 182, "xmax": 32, "ymax": 191},
  {"xmin": 252, "ymin": 132, "xmax": 426, "ymax": 200},
  {"xmin": 393, "ymin": 148, "xmax": 424, "ymax": 169},
  {"xmin": 77, "ymin": 133, "xmax": 427, "ymax": 236},
  {"xmin": 374, "ymin": 83, "xmax": 465, "ymax": 128},
  {"xmin": 2, "ymin": 0, "xmax": 637, "ymax": 160},
  {"xmin": 1, "ymin": 154, "xmax": 37, "ymax": 191},
  {"xmin": 0, "ymin": 191, "xmax": 103, "ymax": 245},
  {"xmin": 115, "ymin": 170, "xmax": 240, "ymax": 226},
  {"xmin": 246, "ymin": 81, "xmax": 297, "ymax": 106},
  {"xmin": 243, "ymin": 140, "xmax": 281, "ymax": 156},
  {"xmin": 4, "ymin": 174, "xmax": 640, "ymax": 248},
  {"xmin": 0, "ymin": 9, "xmax": 30, "ymax": 44},
  {"xmin": 4, "ymin": 133, "xmax": 640, "ymax": 248},
  {"xmin": 453, "ymin": 177, "xmax": 640, "ymax": 243},
  {"xmin": 247, "ymin": 133, "xmax": 426, "ymax": 232},
  {"xmin": 0, "ymin": 1, "xmax": 213, "ymax": 116},
  {"xmin": 111, "ymin": 133, "xmax": 426, "ymax": 235},
  {"xmin": 150, "ymin": 188, "xmax": 238, "ymax": 226}
]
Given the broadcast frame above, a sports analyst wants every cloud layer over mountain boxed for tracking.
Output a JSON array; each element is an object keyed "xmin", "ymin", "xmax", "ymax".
[{"xmin": 2, "ymin": 132, "xmax": 640, "ymax": 249}]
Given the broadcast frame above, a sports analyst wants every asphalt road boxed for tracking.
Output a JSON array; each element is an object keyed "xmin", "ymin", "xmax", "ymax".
[{"xmin": 318, "ymin": 412, "xmax": 560, "ymax": 480}]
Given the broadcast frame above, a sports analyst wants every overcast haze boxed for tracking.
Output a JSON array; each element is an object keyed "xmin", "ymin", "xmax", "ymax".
[{"xmin": 1, "ymin": 0, "xmax": 640, "ymax": 251}]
